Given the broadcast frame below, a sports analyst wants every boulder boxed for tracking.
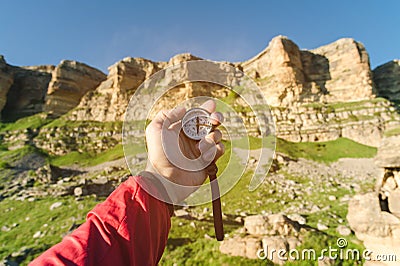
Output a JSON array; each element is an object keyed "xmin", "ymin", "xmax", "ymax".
[
  {"xmin": 219, "ymin": 237, "xmax": 261, "ymax": 259},
  {"xmin": 347, "ymin": 193, "xmax": 400, "ymax": 265},
  {"xmin": 375, "ymin": 135, "xmax": 400, "ymax": 168},
  {"xmin": 244, "ymin": 214, "xmax": 300, "ymax": 236}
]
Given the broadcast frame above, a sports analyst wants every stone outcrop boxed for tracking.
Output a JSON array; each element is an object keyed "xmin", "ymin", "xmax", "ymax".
[
  {"xmin": 310, "ymin": 38, "xmax": 375, "ymax": 102},
  {"xmin": 69, "ymin": 57, "xmax": 162, "ymax": 121},
  {"xmin": 242, "ymin": 36, "xmax": 307, "ymax": 106},
  {"xmin": 0, "ymin": 57, "xmax": 106, "ymax": 121},
  {"xmin": 0, "ymin": 56, "xmax": 13, "ymax": 118},
  {"xmin": 375, "ymin": 134, "xmax": 400, "ymax": 168},
  {"xmin": 241, "ymin": 36, "xmax": 375, "ymax": 106},
  {"xmin": 273, "ymin": 99, "xmax": 399, "ymax": 147},
  {"xmin": 347, "ymin": 132, "xmax": 400, "ymax": 265},
  {"xmin": 220, "ymin": 214, "xmax": 306, "ymax": 265},
  {"xmin": 2, "ymin": 65, "xmax": 54, "ymax": 121},
  {"xmin": 44, "ymin": 60, "xmax": 106, "ymax": 116},
  {"xmin": 374, "ymin": 60, "xmax": 400, "ymax": 102}
]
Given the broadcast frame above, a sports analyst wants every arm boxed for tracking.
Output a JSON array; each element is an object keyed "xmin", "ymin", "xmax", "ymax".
[
  {"xmin": 30, "ymin": 100, "xmax": 224, "ymax": 265},
  {"xmin": 30, "ymin": 176, "xmax": 172, "ymax": 266}
]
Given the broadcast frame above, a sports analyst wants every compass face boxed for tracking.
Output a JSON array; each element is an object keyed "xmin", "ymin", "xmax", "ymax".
[{"xmin": 182, "ymin": 108, "xmax": 212, "ymax": 140}]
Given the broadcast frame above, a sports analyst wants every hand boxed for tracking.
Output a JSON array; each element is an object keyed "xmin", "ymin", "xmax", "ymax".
[{"xmin": 144, "ymin": 100, "xmax": 225, "ymax": 203}]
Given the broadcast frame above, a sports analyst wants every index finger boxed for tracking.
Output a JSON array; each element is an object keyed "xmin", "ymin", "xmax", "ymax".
[{"xmin": 200, "ymin": 100, "xmax": 216, "ymax": 114}]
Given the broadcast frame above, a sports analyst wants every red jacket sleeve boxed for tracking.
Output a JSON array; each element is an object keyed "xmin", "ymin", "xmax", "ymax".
[{"xmin": 30, "ymin": 176, "xmax": 172, "ymax": 266}]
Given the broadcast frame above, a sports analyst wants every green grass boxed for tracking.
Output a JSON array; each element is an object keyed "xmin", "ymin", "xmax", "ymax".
[
  {"xmin": 50, "ymin": 143, "xmax": 136, "ymax": 167},
  {"xmin": 276, "ymin": 137, "xmax": 377, "ymax": 163},
  {"xmin": 384, "ymin": 126, "xmax": 400, "ymax": 137},
  {"xmin": 0, "ymin": 196, "xmax": 102, "ymax": 265},
  {"xmin": 0, "ymin": 134, "xmax": 375, "ymax": 265},
  {"xmin": 43, "ymin": 117, "xmax": 122, "ymax": 130},
  {"xmin": 302, "ymin": 97, "xmax": 388, "ymax": 111},
  {"xmin": 0, "ymin": 145, "xmax": 47, "ymax": 164},
  {"xmin": 161, "ymin": 238, "xmax": 268, "ymax": 265},
  {"xmin": 231, "ymin": 136, "xmax": 262, "ymax": 150},
  {"xmin": 0, "ymin": 113, "xmax": 52, "ymax": 132}
]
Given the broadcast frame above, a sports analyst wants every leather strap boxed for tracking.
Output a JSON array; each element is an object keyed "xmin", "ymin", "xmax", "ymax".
[{"xmin": 206, "ymin": 163, "xmax": 224, "ymax": 241}]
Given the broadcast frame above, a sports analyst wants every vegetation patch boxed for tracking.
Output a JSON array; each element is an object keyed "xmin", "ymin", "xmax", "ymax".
[
  {"xmin": 0, "ymin": 196, "xmax": 102, "ymax": 265},
  {"xmin": 384, "ymin": 126, "xmax": 400, "ymax": 137},
  {"xmin": 0, "ymin": 113, "xmax": 52, "ymax": 133},
  {"xmin": 50, "ymin": 143, "xmax": 136, "ymax": 167},
  {"xmin": 276, "ymin": 137, "xmax": 377, "ymax": 163}
]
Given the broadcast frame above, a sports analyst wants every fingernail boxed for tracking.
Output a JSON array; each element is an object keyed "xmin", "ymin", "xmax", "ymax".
[{"xmin": 210, "ymin": 112, "xmax": 223, "ymax": 125}]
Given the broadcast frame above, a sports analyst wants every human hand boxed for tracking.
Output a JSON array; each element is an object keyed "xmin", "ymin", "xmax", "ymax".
[{"xmin": 144, "ymin": 100, "xmax": 225, "ymax": 203}]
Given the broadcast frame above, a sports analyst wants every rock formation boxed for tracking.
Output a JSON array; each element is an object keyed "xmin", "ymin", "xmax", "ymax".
[
  {"xmin": 1, "ymin": 63, "xmax": 54, "ymax": 121},
  {"xmin": 0, "ymin": 56, "xmax": 13, "ymax": 119},
  {"xmin": 220, "ymin": 214, "xmax": 306, "ymax": 265},
  {"xmin": 310, "ymin": 38, "xmax": 375, "ymax": 102},
  {"xmin": 0, "ymin": 36, "xmax": 399, "ymax": 147},
  {"xmin": 0, "ymin": 57, "xmax": 106, "ymax": 120},
  {"xmin": 62, "ymin": 36, "xmax": 399, "ymax": 147},
  {"xmin": 69, "ymin": 57, "xmax": 162, "ymax": 121},
  {"xmin": 374, "ymin": 60, "xmax": 400, "ymax": 102},
  {"xmin": 44, "ymin": 60, "xmax": 106, "ymax": 116},
  {"xmin": 241, "ymin": 36, "xmax": 375, "ymax": 106},
  {"xmin": 347, "ymin": 131, "xmax": 400, "ymax": 265}
]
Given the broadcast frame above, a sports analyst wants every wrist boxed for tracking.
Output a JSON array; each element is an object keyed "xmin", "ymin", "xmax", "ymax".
[{"xmin": 136, "ymin": 171, "xmax": 175, "ymax": 216}]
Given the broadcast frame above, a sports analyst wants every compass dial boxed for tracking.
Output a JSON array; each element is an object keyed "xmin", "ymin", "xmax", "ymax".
[{"xmin": 182, "ymin": 108, "xmax": 212, "ymax": 140}]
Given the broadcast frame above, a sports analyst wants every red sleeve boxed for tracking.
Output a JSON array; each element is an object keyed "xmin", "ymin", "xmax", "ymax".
[{"xmin": 30, "ymin": 176, "xmax": 172, "ymax": 266}]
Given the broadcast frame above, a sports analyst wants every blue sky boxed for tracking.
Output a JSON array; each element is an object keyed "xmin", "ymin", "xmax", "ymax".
[{"xmin": 1, "ymin": 1, "xmax": 399, "ymax": 73}]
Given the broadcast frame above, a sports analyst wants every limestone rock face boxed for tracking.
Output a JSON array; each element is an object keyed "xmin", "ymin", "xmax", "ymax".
[
  {"xmin": 0, "ymin": 56, "xmax": 14, "ymax": 117},
  {"xmin": 168, "ymin": 53, "xmax": 202, "ymax": 66},
  {"xmin": 311, "ymin": 38, "xmax": 375, "ymax": 102},
  {"xmin": 241, "ymin": 36, "xmax": 375, "ymax": 106},
  {"xmin": 242, "ymin": 36, "xmax": 306, "ymax": 106},
  {"xmin": 2, "ymin": 64, "xmax": 54, "ymax": 121},
  {"xmin": 69, "ymin": 57, "xmax": 161, "ymax": 121},
  {"xmin": 374, "ymin": 60, "xmax": 400, "ymax": 102},
  {"xmin": 44, "ymin": 60, "xmax": 106, "ymax": 116}
]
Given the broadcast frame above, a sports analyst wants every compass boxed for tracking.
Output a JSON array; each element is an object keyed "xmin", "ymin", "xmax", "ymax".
[
  {"xmin": 181, "ymin": 108, "xmax": 213, "ymax": 140},
  {"xmin": 181, "ymin": 107, "xmax": 224, "ymax": 241}
]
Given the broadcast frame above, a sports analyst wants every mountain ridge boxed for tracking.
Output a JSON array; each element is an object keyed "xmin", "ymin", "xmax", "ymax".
[{"xmin": 1, "ymin": 36, "xmax": 399, "ymax": 147}]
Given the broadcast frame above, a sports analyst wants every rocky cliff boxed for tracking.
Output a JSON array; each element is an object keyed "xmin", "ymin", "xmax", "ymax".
[
  {"xmin": 1, "ymin": 63, "xmax": 54, "ymax": 121},
  {"xmin": 0, "ymin": 36, "xmax": 399, "ymax": 147},
  {"xmin": 242, "ymin": 36, "xmax": 375, "ymax": 105},
  {"xmin": 0, "ymin": 56, "xmax": 13, "ymax": 118},
  {"xmin": 0, "ymin": 58, "xmax": 105, "ymax": 120},
  {"xmin": 374, "ymin": 60, "xmax": 400, "ymax": 103},
  {"xmin": 66, "ymin": 36, "xmax": 400, "ymax": 147},
  {"xmin": 44, "ymin": 60, "xmax": 106, "ymax": 116}
]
